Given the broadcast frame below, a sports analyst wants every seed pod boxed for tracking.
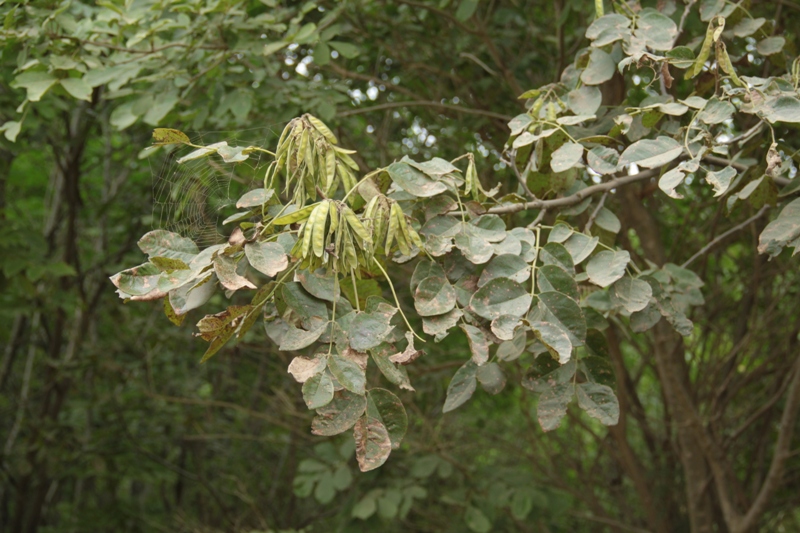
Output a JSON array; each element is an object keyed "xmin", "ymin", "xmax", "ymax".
[
  {"xmin": 306, "ymin": 114, "xmax": 338, "ymax": 144},
  {"xmin": 273, "ymin": 203, "xmax": 317, "ymax": 225},
  {"xmin": 312, "ymin": 201, "xmax": 329, "ymax": 258},
  {"xmin": 342, "ymin": 206, "xmax": 372, "ymax": 244},
  {"xmin": 324, "ymin": 149, "xmax": 336, "ymax": 194}
]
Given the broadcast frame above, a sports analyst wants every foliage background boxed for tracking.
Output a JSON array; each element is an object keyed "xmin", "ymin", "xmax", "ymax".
[{"xmin": 2, "ymin": 0, "xmax": 800, "ymax": 532}]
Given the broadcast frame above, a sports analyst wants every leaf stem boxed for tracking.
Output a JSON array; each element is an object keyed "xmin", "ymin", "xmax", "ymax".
[{"xmin": 371, "ymin": 257, "xmax": 425, "ymax": 342}]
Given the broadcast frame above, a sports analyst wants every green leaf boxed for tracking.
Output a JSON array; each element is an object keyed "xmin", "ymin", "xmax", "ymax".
[
  {"xmin": 414, "ymin": 276, "xmax": 456, "ymax": 316},
  {"xmin": 576, "ymin": 383, "xmax": 619, "ymax": 425},
  {"xmin": 538, "ymin": 383, "xmax": 573, "ymax": 431},
  {"xmin": 470, "ymin": 278, "xmax": 531, "ymax": 320},
  {"xmin": 585, "ymin": 14, "xmax": 631, "ymax": 42},
  {"xmin": 329, "ymin": 41, "xmax": 360, "ymax": 58},
  {"xmin": 586, "ymin": 250, "xmax": 630, "ymax": 287},
  {"xmin": 11, "ymin": 71, "xmax": 58, "ymax": 102},
  {"xmin": 279, "ymin": 324, "xmax": 326, "ymax": 350},
  {"xmin": 478, "ymin": 254, "xmax": 530, "ymax": 286},
  {"xmin": 387, "ymin": 162, "xmax": 448, "ymax": 197},
  {"xmin": 567, "ymin": 86, "xmax": 602, "ymax": 116},
  {"xmin": 537, "ymin": 264, "xmax": 579, "ymax": 301},
  {"xmin": 1, "ymin": 120, "xmax": 21, "ymax": 142},
  {"xmin": 496, "ymin": 329, "xmax": 527, "ymax": 361},
  {"xmin": 311, "ymin": 390, "xmax": 367, "ymax": 436},
  {"xmin": 758, "ymin": 198, "xmax": 800, "ymax": 257},
  {"xmin": 455, "ymin": 0, "xmax": 480, "ymax": 21},
  {"xmin": 698, "ymin": 98, "xmax": 735, "ymax": 125},
  {"xmin": 562, "ymin": 232, "xmax": 599, "ymax": 265},
  {"xmin": 523, "ymin": 356, "xmax": 576, "ymax": 393},
  {"xmin": 705, "ymin": 166, "xmax": 736, "ymax": 197},
  {"xmin": 508, "ymin": 113, "xmax": 533, "ymax": 135},
  {"xmin": 610, "ymin": 277, "xmax": 652, "ymax": 313},
  {"xmin": 659, "ymin": 168, "xmax": 686, "ymax": 199},
  {"xmin": 303, "ymin": 372, "xmax": 335, "ymax": 409},
  {"xmin": 581, "ymin": 356, "xmax": 616, "ymax": 388},
  {"xmin": 109, "ymin": 262, "xmax": 162, "ymax": 297},
  {"xmin": 539, "ymin": 242, "xmax": 575, "ymax": 272},
  {"xmin": 328, "ymin": 354, "xmax": 366, "ymax": 395},
  {"xmin": 587, "ymin": 146, "xmax": 619, "ymax": 175},
  {"xmin": 594, "ymin": 207, "xmax": 621, "ymax": 233},
  {"xmin": 531, "ymin": 291, "xmax": 586, "ymax": 347},
  {"xmin": 581, "ymin": 49, "xmax": 615, "ymax": 85},
  {"xmin": 763, "ymin": 97, "xmax": 800, "ymax": 124},
  {"xmin": 411, "ymin": 259, "xmax": 447, "ymax": 292},
  {"xmin": 464, "ymin": 506, "xmax": 491, "ymax": 533},
  {"xmin": 443, "ymin": 361, "xmax": 478, "ymax": 413},
  {"xmin": 733, "ymin": 17, "xmax": 765, "ymax": 37},
  {"xmin": 530, "ymin": 321, "xmax": 572, "ymax": 363},
  {"xmin": 477, "ymin": 362, "xmax": 506, "ymax": 394},
  {"xmin": 352, "ymin": 493, "xmax": 378, "ymax": 519},
  {"xmin": 245, "ymin": 242, "xmax": 288, "ymax": 277},
  {"xmin": 138, "ymin": 229, "xmax": 199, "ymax": 263},
  {"xmin": 550, "ymin": 142, "xmax": 584, "ymax": 173},
  {"xmin": 757, "ymin": 36, "xmax": 785, "ymax": 56},
  {"xmin": 59, "ymin": 77, "xmax": 92, "ymax": 101},
  {"xmin": 143, "ymin": 90, "xmax": 179, "ymax": 126},
  {"xmin": 490, "ymin": 314, "xmax": 522, "ymax": 341},
  {"xmin": 666, "ymin": 46, "xmax": 696, "ymax": 69},
  {"xmin": 618, "ymin": 136, "xmax": 683, "ymax": 169},
  {"xmin": 460, "ymin": 324, "xmax": 490, "ymax": 365},
  {"xmin": 367, "ymin": 388, "xmax": 408, "ymax": 449},
  {"xmin": 236, "ymin": 188, "xmax": 273, "ymax": 208},
  {"xmin": 634, "ymin": 12, "xmax": 677, "ymax": 51},
  {"xmin": 298, "ymin": 268, "xmax": 340, "ymax": 302},
  {"xmin": 353, "ymin": 415, "xmax": 392, "ymax": 472}
]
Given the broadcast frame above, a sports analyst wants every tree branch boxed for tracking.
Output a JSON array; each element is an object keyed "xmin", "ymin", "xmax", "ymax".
[
  {"xmin": 738, "ymin": 353, "xmax": 800, "ymax": 531},
  {"xmin": 337, "ymin": 100, "xmax": 513, "ymax": 121},
  {"xmin": 681, "ymin": 206, "xmax": 769, "ymax": 268}
]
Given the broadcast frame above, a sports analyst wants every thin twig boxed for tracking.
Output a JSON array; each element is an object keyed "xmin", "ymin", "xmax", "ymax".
[
  {"xmin": 584, "ymin": 191, "xmax": 608, "ymax": 233},
  {"xmin": 337, "ymin": 100, "xmax": 513, "ymax": 121},
  {"xmin": 681, "ymin": 206, "xmax": 769, "ymax": 268}
]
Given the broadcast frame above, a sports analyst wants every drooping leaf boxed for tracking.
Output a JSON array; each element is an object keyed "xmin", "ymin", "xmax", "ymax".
[
  {"xmin": 214, "ymin": 254, "xmax": 256, "ymax": 291},
  {"xmin": 353, "ymin": 415, "xmax": 392, "ymax": 472},
  {"xmin": 298, "ymin": 268, "xmax": 340, "ymax": 302},
  {"xmin": 367, "ymin": 388, "xmax": 408, "ymax": 449},
  {"xmin": 288, "ymin": 355, "xmax": 327, "ymax": 383},
  {"xmin": 387, "ymin": 162, "xmax": 448, "ymax": 197},
  {"xmin": 442, "ymin": 361, "xmax": 478, "ymax": 413},
  {"xmin": 758, "ymin": 198, "xmax": 800, "ymax": 257},
  {"xmin": 530, "ymin": 321, "xmax": 572, "ymax": 364},
  {"xmin": 279, "ymin": 324, "xmax": 326, "ymax": 351},
  {"xmin": 460, "ymin": 324, "xmax": 490, "ymax": 365},
  {"xmin": 422, "ymin": 308, "xmax": 463, "ymax": 337},
  {"xmin": 464, "ymin": 506, "xmax": 492, "ymax": 533},
  {"xmin": 537, "ymin": 383, "xmax": 573, "ymax": 431},
  {"xmin": 581, "ymin": 49, "xmax": 615, "ymax": 85}
]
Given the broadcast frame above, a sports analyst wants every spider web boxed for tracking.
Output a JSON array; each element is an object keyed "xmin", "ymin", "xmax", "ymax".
[{"xmin": 150, "ymin": 126, "xmax": 282, "ymax": 247}]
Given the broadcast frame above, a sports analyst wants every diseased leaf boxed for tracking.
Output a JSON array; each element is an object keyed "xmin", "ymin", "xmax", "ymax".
[
  {"xmin": 311, "ymin": 390, "xmax": 367, "ymax": 436},
  {"xmin": 477, "ymin": 362, "xmax": 506, "ymax": 394},
  {"xmin": 414, "ymin": 276, "xmax": 456, "ymax": 316},
  {"xmin": 470, "ymin": 278, "xmax": 531, "ymax": 320},
  {"xmin": 537, "ymin": 264, "xmax": 579, "ymax": 301},
  {"xmin": 298, "ymin": 268, "xmax": 339, "ymax": 302},
  {"xmin": 387, "ymin": 162, "xmax": 448, "ymax": 197},
  {"xmin": 539, "ymin": 242, "xmax": 574, "ymax": 272},
  {"xmin": 698, "ymin": 98, "xmax": 735, "ymax": 125},
  {"xmin": 530, "ymin": 291, "xmax": 586, "ymax": 347},
  {"xmin": 422, "ymin": 308, "xmax": 463, "ymax": 337},
  {"xmin": 576, "ymin": 383, "xmax": 619, "ymax": 425},
  {"xmin": 478, "ymin": 254, "xmax": 530, "ymax": 286},
  {"xmin": 705, "ymin": 166, "xmax": 736, "ymax": 197},
  {"xmin": 288, "ymin": 355, "xmax": 326, "ymax": 383},
  {"xmin": 550, "ymin": 142, "xmax": 584, "ymax": 173},
  {"xmin": 562, "ymin": 232, "xmax": 598, "ymax": 264},
  {"xmin": 530, "ymin": 321, "xmax": 572, "ymax": 364},
  {"xmin": 758, "ymin": 198, "xmax": 800, "ymax": 257},
  {"xmin": 490, "ymin": 314, "xmax": 522, "ymax": 341},
  {"xmin": 610, "ymin": 277, "xmax": 653, "ymax": 313},
  {"xmin": 538, "ymin": 383, "xmax": 573, "ymax": 431},
  {"xmin": 279, "ymin": 324, "xmax": 326, "ymax": 351},
  {"xmin": 581, "ymin": 49, "xmax": 615, "ymax": 85},
  {"xmin": 245, "ymin": 241, "xmax": 288, "ymax": 277},
  {"xmin": 350, "ymin": 309, "xmax": 396, "ymax": 351},
  {"xmin": 567, "ymin": 86, "xmax": 602, "ymax": 116},
  {"xmin": 236, "ymin": 188, "xmax": 273, "ymax": 208},
  {"xmin": 460, "ymin": 324, "xmax": 490, "ymax": 365},
  {"xmin": 138, "ymin": 230, "xmax": 199, "ymax": 263},
  {"xmin": 353, "ymin": 415, "xmax": 392, "ymax": 472}
]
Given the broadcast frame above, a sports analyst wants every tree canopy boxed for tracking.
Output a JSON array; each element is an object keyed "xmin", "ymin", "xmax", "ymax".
[{"xmin": 3, "ymin": 1, "xmax": 800, "ymax": 532}]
